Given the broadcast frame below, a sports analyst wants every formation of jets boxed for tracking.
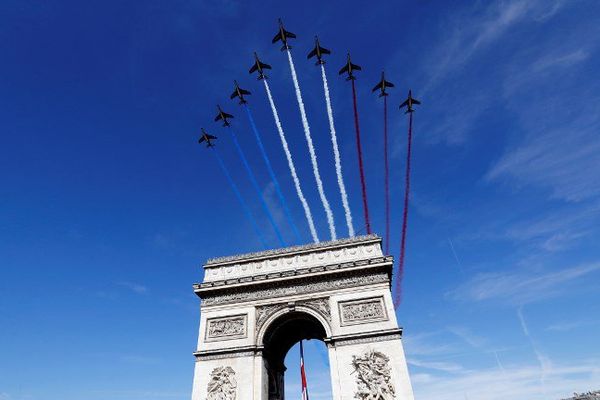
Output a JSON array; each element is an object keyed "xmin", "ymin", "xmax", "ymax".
[
  {"xmin": 339, "ymin": 53, "xmax": 362, "ymax": 81},
  {"xmin": 200, "ymin": 18, "xmax": 420, "ymax": 148},
  {"xmin": 198, "ymin": 128, "xmax": 217, "ymax": 148},
  {"xmin": 372, "ymin": 71, "xmax": 394, "ymax": 97},
  {"xmin": 230, "ymin": 80, "xmax": 251, "ymax": 104}
]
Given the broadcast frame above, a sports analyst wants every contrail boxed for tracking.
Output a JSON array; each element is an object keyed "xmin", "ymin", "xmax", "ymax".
[
  {"xmin": 320, "ymin": 63, "xmax": 354, "ymax": 238},
  {"xmin": 285, "ymin": 49, "xmax": 337, "ymax": 240},
  {"xmin": 227, "ymin": 128, "xmax": 286, "ymax": 247},
  {"xmin": 394, "ymin": 110, "xmax": 414, "ymax": 309},
  {"xmin": 351, "ymin": 79, "xmax": 371, "ymax": 235},
  {"xmin": 383, "ymin": 95, "xmax": 390, "ymax": 254},
  {"xmin": 245, "ymin": 105, "xmax": 302, "ymax": 243},
  {"xmin": 211, "ymin": 148, "xmax": 268, "ymax": 248},
  {"xmin": 263, "ymin": 79, "xmax": 319, "ymax": 243}
]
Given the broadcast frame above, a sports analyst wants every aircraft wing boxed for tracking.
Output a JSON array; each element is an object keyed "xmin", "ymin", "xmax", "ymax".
[
  {"xmin": 223, "ymin": 112, "xmax": 233, "ymax": 119},
  {"xmin": 230, "ymin": 90, "xmax": 238, "ymax": 99},
  {"xmin": 412, "ymin": 98, "xmax": 421, "ymax": 105},
  {"xmin": 351, "ymin": 63, "xmax": 362, "ymax": 71},
  {"xmin": 284, "ymin": 30, "xmax": 296, "ymax": 39},
  {"xmin": 249, "ymin": 63, "xmax": 258, "ymax": 74},
  {"xmin": 240, "ymin": 88, "xmax": 251, "ymax": 95},
  {"xmin": 198, "ymin": 136, "xmax": 207, "ymax": 143},
  {"xmin": 214, "ymin": 114, "xmax": 222, "ymax": 121},
  {"xmin": 272, "ymin": 32, "xmax": 282, "ymax": 43},
  {"xmin": 384, "ymin": 80, "xmax": 395, "ymax": 87},
  {"xmin": 339, "ymin": 64, "xmax": 349, "ymax": 75},
  {"xmin": 307, "ymin": 48, "xmax": 317, "ymax": 59},
  {"xmin": 259, "ymin": 61, "xmax": 272, "ymax": 70},
  {"xmin": 372, "ymin": 82, "xmax": 383, "ymax": 92},
  {"xmin": 207, "ymin": 134, "xmax": 217, "ymax": 140},
  {"xmin": 399, "ymin": 99, "xmax": 409, "ymax": 108},
  {"xmin": 320, "ymin": 46, "xmax": 331, "ymax": 55}
]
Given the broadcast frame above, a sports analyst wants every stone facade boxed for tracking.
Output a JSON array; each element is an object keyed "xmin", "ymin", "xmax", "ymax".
[{"xmin": 191, "ymin": 235, "xmax": 414, "ymax": 400}]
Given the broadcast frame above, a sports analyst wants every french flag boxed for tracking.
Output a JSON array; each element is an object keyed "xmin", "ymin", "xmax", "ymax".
[{"xmin": 300, "ymin": 340, "xmax": 309, "ymax": 400}]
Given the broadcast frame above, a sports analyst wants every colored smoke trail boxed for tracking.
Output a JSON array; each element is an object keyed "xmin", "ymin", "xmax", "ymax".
[
  {"xmin": 245, "ymin": 105, "xmax": 302, "ymax": 243},
  {"xmin": 211, "ymin": 148, "xmax": 268, "ymax": 249},
  {"xmin": 228, "ymin": 128, "xmax": 286, "ymax": 247},
  {"xmin": 394, "ymin": 111, "xmax": 414, "ymax": 309},
  {"xmin": 384, "ymin": 95, "xmax": 390, "ymax": 254},
  {"xmin": 351, "ymin": 79, "xmax": 371, "ymax": 235},
  {"xmin": 263, "ymin": 79, "xmax": 319, "ymax": 243},
  {"xmin": 320, "ymin": 63, "xmax": 355, "ymax": 238},
  {"xmin": 286, "ymin": 50, "xmax": 337, "ymax": 241}
]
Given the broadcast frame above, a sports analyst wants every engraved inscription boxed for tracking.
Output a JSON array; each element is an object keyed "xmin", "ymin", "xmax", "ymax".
[
  {"xmin": 339, "ymin": 297, "xmax": 388, "ymax": 326},
  {"xmin": 206, "ymin": 315, "xmax": 247, "ymax": 341}
]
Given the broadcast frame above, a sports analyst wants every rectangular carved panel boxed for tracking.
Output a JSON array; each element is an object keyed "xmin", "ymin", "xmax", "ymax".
[
  {"xmin": 338, "ymin": 296, "xmax": 388, "ymax": 326},
  {"xmin": 205, "ymin": 314, "xmax": 247, "ymax": 342}
]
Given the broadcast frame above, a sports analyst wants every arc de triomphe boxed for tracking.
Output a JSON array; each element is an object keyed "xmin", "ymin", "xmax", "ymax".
[{"xmin": 191, "ymin": 235, "xmax": 414, "ymax": 400}]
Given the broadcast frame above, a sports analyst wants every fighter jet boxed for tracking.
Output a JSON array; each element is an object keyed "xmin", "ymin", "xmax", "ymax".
[
  {"xmin": 307, "ymin": 36, "xmax": 331, "ymax": 65},
  {"xmin": 339, "ymin": 53, "xmax": 362, "ymax": 81},
  {"xmin": 214, "ymin": 105, "xmax": 234, "ymax": 127},
  {"xmin": 230, "ymin": 80, "xmax": 251, "ymax": 104},
  {"xmin": 399, "ymin": 90, "xmax": 421, "ymax": 113},
  {"xmin": 248, "ymin": 52, "xmax": 272, "ymax": 80},
  {"xmin": 372, "ymin": 71, "xmax": 395, "ymax": 97},
  {"xmin": 272, "ymin": 18, "xmax": 296, "ymax": 51},
  {"xmin": 198, "ymin": 128, "xmax": 217, "ymax": 148}
]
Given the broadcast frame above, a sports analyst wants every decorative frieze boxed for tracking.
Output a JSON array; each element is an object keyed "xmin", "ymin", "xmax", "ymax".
[
  {"xmin": 202, "ymin": 272, "xmax": 389, "ymax": 306},
  {"xmin": 254, "ymin": 298, "xmax": 331, "ymax": 334},
  {"xmin": 352, "ymin": 350, "xmax": 396, "ymax": 400},
  {"xmin": 339, "ymin": 296, "xmax": 388, "ymax": 326},
  {"xmin": 205, "ymin": 315, "xmax": 247, "ymax": 341}
]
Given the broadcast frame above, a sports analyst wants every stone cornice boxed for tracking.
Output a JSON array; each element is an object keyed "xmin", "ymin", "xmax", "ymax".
[
  {"xmin": 204, "ymin": 234, "xmax": 381, "ymax": 267},
  {"xmin": 194, "ymin": 256, "xmax": 393, "ymax": 297}
]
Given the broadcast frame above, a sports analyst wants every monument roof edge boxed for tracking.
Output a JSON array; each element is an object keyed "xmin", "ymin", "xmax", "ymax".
[{"xmin": 204, "ymin": 234, "xmax": 381, "ymax": 267}]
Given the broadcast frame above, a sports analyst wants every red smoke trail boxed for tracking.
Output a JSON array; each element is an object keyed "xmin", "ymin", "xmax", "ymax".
[
  {"xmin": 351, "ymin": 79, "xmax": 371, "ymax": 234},
  {"xmin": 384, "ymin": 95, "xmax": 390, "ymax": 254},
  {"xmin": 394, "ymin": 111, "xmax": 413, "ymax": 309}
]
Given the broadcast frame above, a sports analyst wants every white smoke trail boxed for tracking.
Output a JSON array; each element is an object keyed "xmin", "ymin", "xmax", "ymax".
[
  {"xmin": 320, "ymin": 63, "xmax": 354, "ymax": 237},
  {"xmin": 286, "ymin": 50, "xmax": 337, "ymax": 240},
  {"xmin": 263, "ymin": 79, "xmax": 319, "ymax": 243}
]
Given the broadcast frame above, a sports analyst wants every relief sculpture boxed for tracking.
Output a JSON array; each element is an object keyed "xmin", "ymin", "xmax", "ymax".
[
  {"xmin": 351, "ymin": 350, "xmax": 395, "ymax": 400},
  {"xmin": 340, "ymin": 297, "xmax": 387, "ymax": 325},
  {"xmin": 207, "ymin": 315, "xmax": 246, "ymax": 340},
  {"xmin": 207, "ymin": 366, "xmax": 237, "ymax": 400}
]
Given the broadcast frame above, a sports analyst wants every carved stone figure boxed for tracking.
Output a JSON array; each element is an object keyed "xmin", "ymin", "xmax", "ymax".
[
  {"xmin": 340, "ymin": 298, "xmax": 386, "ymax": 325},
  {"xmin": 351, "ymin": 350, "xmax": 395, "ymax": 400},
  {"xmin": 207, "ymin": 366, "xmax": 237, "ymax": 400}
]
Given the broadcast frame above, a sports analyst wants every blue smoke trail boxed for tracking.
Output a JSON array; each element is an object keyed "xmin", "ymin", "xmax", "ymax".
[
  {"xmin": 227, "ymin": 128, "xmax": 286, "ymax": 247},
  {"xmin": 211, "ymin": 148, "xmax": 268, "ymax": 249},
  {"xmin": 245, "ymin": 106, "xmax": 302, "ymax": 243}
]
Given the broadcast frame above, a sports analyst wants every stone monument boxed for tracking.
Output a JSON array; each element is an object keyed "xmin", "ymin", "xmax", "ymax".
[{"xmin": 191, "ymin": 234, "xmax": 414, "ymax": 400}]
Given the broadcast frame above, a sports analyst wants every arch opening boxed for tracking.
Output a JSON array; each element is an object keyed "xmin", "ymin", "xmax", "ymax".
[{"xmin": 262, "ymin": 311, "xmax": 330, "ymax": 400}]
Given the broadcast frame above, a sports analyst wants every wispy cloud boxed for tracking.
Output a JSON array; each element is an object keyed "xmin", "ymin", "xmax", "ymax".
[
  {"xmin": 412, "ymin": 360, "xmax": 600, "ymax": 400},
  {"xmin": 408, "ymin": 358, "xmax": 465, "ymax": 373},
  {"xmin": 116, "ymin": 281, "xmax": 149, "ymax": 295},
  {"xmin": 447, "ymin": 263, "xmax": 600, "ymax": 305},
  {"xmin": 447, "ymin": 326, "xmax": 487, "ymax": 348}
]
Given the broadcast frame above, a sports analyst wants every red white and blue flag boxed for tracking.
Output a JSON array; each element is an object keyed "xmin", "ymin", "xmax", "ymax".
[{"xmin": 300, "ymin": 340, "xmax": 310, "ymax": 400}]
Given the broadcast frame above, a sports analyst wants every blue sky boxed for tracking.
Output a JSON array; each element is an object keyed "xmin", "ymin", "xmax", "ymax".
[{"xmin": 1, "ymin": 0, "xmax": 599, "ymax": 399}]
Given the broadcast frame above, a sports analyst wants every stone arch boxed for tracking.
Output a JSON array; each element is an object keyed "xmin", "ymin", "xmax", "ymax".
[
  {"xmin": 259, "ymin": 308, "xmax": 331, "ymax": 400},
  {"xmin": 256, "ymin": 304, "xmax": 332, "ymax": 347}
]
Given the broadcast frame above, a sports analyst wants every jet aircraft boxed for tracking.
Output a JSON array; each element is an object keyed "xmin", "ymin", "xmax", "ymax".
[
  {"xmin": 214, "ymin": 105, "xmax": 234, "ymax": 127},
  {"xmin": 272, "ymin": 18, "xmax": 296, "ymax": 51},
  {"xmin": 399, "ymin": 90, "xmax": 421, "ymax": 113},
  {"xmin": 339, "ymin": 53, "xmax": 362, "ymax": 80},
  {"xmin": 198, "ymin": 128, "xmax": 217, "ymax": 148},
  {"xmin": 230, "ymin": 80, "xmax": 251, "ymax": 104},
  {"xmin": 307, "ymin": 36, "xmax": 331, "ymax": 65},
  {"xmin": 372, "ymin": 71, "xmax": 395, "ymax": 97},
  {"xmin": 248, "ymin": 52, "xmax": 272, "ymax": 80}
]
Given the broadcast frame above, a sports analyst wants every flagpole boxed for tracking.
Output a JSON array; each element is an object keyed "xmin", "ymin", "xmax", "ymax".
[{"xmin": 300, "ymin": 340, "xmax": 309, "ymax": 400}]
